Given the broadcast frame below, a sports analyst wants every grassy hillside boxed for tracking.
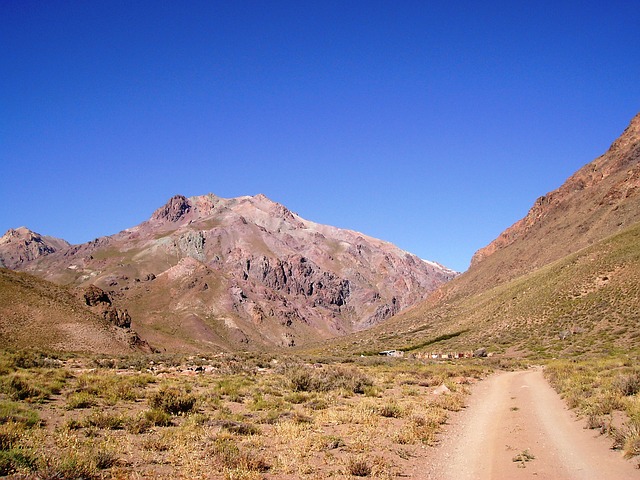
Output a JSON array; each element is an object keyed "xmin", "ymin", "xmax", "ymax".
[{"xmin": 316, "ymin": 221, "xmax": 640, "ymax": 359}]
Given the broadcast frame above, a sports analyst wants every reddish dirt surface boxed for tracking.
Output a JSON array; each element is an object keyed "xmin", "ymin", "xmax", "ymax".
[{"xmin": 420, "ymin": 368, "xmax": 639, "ymax": 480}]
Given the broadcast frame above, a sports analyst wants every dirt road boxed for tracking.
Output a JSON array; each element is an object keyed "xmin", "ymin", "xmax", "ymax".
[{"xmin": 420, "ymin": 368, "xmax": 639, "ymax": 479}]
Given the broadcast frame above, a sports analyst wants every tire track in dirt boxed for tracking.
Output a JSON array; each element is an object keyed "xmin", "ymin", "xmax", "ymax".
[{"xmin": 420, "ymin": 368, "xmax": 639, "ymax": 479}]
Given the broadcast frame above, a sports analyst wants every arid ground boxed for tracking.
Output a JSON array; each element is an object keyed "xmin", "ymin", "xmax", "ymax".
[{"xmin": 423, "ymin": 368, "xmax": 639, "ymax": 480}]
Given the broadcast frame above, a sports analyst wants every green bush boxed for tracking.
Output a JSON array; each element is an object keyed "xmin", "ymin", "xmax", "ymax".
[
  {"xmin": 65, "ymin": 392, "xmax": 97, "ymax": 410},
  {"xmin": 0, "ymin": 449, "xmax": 37, "ymax": 476},
  {"xmin": 0, "ymin": 401, "xmax": 40, "ymax": 427},
  {"xmin": 287, "ymin": 365, "xmax": 373, "ymax": 394},
  {"xmin": 144, "ymin": 408, "xmax": 173, "ymax": 426},
  {"xmin": 148, "ymin": 386, "xmax": 197, "ymax": 415}
]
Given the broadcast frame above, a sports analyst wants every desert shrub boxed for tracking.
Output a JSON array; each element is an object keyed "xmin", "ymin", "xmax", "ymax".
[
  {"xmin": 346, "ymin": 455, "xmax": 372, "ymax": 477},
  {"xmin": 64, "ymin": 419, "xmax": 83, "ymax": 431},
  {"xmin": 287, "ymin": 365, "xmax": 373, "ymax": 394},
  {"xmin": 0, "ymin": 448, "xmax": 37, "ymax": 476},
  {"xmin": 0, "ymin": 424, "xmax": 21, "ymax": 451},
  {"xmin": 214, "ymin": 376, "xmax": 252, "ymax": 402},
  {"xmin": 305, "ymin": 397, "xmax": 329, "ymax": 410},
  {"xmin": 248, "ymin": 393, "xmax": 285, "ymax": 412},
  {"xmin": 91, "ymin": 449, "xmax": 118, "ymax": 470},
  {"xmin": 4, "ymin": 374, "xmax": 48, "ymax": 402},
  {"xmin": 2, "ymin": 369, "xmax": 68, "ymax": 403},
  {"xmin": 585, "ymin": 414, "xmax": 607, "ymax": 431},
  {"xmin": 432, "ymin": 391, "xmax": 465, "ymax": 411},
  {"xmin": 284, "ymin": 391, "xmax": 310, "ymax": 404},
  {"xmin": 209, "ymin": 437, "xmax": 270, "ymax": 472},
  {"xmin": 219, "ymin": 420, "xmax": 261, "ymax": 436},
  {"xmin": 38, "ymin": 452, "xmax": 98, "ymax": 479},
  {"xmin": 613, "ymin": 373, "xmax": 640, "ymax": 396},
  {"xmin": 319, "ymin": 435, "xmax": 345, "ymax": 450},
  {"xmin": 10, "ymin": 349, "xmax": 61, "ymax": 369},
  {"xmin": 323, "ymin": 366, "xmax": 373, "ymax": 394},
  {"xmin": 288, "ymin": 369, "xmax": 315, "ymax": 392},
  {"xmin": 144, "ymin": 408, "xmax": 173, "ymax": 426},
  {"xmin": 65, "ymin": 392, "xmax": 96, "ymax": 410},
  {"xmin": 623, "ymin": 420, "xmax": 640, "ymax": 459},
  {"xmin": 83, "ymin": 411, "xmax": 125, "ymax": 430},
  {"xmin": 0, "ymin": 401, "xmax": 40, "ymax": 427},
  {"xmin": 142, "ymin": 434, "xmax": 172, "ymax": 452},
  {"xmin": 72, "ymin": 372, "xmax": 153, "ymax": 404},
  {"xmin": 377, "ymin": 402, "xmax": 403, "ymax": 418},
  {"xmin": 148, "ymin": 386, "xmax": 197, "ymax": 415}
]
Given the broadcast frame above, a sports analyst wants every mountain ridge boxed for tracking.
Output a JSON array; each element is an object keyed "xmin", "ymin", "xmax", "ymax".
[
  {"xmin": 314, "ymin": 111, "xmax": 640, "ymax": 358},
  {"xmin": 0, "ymin": 192, "xmax": 455, "ymax": 351},
  {"xmin": 471, "ymin": 112, "xmax": 640, "ymax": 272}
]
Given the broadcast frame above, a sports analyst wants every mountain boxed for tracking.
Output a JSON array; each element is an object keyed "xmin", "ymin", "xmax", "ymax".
[
  {"xmin": 470, "ymin": 112, "xmax": 640, "ymax": 289},
  {"xmin": 0, "ymin": 268, "xmax": 150, "ymax": 354},
  {"xmin": 317, "ymin": 112, "xmax": 640, "ymax": 358},
  {"xmin": 0, "ymin": 194, "xmax": 455, "ymax": 352},
  {"xmin": 0, "ymin": 227, "xmax": 70, "ymax": 269}
]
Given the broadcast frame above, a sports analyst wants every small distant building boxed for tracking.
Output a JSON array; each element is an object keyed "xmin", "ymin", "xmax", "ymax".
[{"xmin": 378, "ymin": 350, "xmax": 404, "ymax": 357}]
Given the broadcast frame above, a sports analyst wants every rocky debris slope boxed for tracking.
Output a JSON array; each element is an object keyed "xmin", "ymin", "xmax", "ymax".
[{"xmin": 1, "ymin": 193, "xmax": 456, "ymax": 351}]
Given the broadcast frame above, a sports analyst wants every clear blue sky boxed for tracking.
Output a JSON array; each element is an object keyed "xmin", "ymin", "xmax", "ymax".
[{"xmin": 1, "ymin": 1, "xmax": 638, "ymax": 272}]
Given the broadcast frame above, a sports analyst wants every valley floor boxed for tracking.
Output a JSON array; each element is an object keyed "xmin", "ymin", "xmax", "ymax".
[{"xmin": 423, "ymin": 368, "xmax": 639, "ymax": 480}]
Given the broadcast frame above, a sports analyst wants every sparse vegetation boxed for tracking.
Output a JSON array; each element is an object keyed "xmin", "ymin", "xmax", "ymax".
[
  {"xmin": 546, "ymin": 355, "xmax": 640, "ymax": 458},
  {"xmin": 0, "ymin": 349, "xmax": 491, "ymax": 478},
  {"xmin": 512, "ymin": 449, "xmax": 535, "ymax": 467}
]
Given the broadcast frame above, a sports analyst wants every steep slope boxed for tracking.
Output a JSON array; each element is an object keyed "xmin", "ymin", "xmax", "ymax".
[
  {"xmin": 325, "ymin": 221, "xmax": 640, "ymax": 358},
  {"xmin": 470, "ymin": 112, "xmax": 640, "ymax": 289},
  {"xmin": 1, "ymin": 194, "xmax": 455, "ymax": 351},
  {"xmin": 0, "ymin": 268, "xmax": 149, "ymax": 354},
  {"xmin": 317, "ymin": 112, "xmax": 640, "ymax": 358}
]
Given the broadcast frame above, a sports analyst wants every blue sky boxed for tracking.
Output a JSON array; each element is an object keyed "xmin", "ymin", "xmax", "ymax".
[{"xmin": 1, "ymin": 1, "xmax": 638, "ymax": 272}]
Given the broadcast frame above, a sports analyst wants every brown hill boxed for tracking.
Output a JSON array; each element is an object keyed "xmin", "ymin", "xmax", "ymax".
[
  {"xmin": 316, "ymin": 112, "xmax": 640, "ymax": 358},
  {"xmin": 470, "ymin": 112, "xmax": 640, "ymax": 288},
  {"xmin": 1, "ymin": 194, "xmax": 455, "ymax": 351},
  {"xmin": 0, "ymin": 268, "xmax": 149, "ymax": 354},
  {"xmin": 0, "ymin": 227, "xmax": 69, "ymax": 269}
]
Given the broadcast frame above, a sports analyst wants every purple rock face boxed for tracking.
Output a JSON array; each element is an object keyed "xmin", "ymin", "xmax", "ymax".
[{"xmin": 0, "ymin": 193, "xmax": 456, "ymax": 351}]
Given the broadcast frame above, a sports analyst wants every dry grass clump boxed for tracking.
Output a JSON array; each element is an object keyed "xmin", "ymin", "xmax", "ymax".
[
  {"xmin": 82, "ymin": 410, "xmax": 126, "ymax": 430},
  {"xmin": 2, "ymin": 369, "xmax": 68, "ymax": 402},
  {"xmin": 613, "ymin": 372, "xmax": 640, "ymax": 397},
  {"xmin": 346, "ymin": 454, "xmax": 372, "ymax": 476},
  {"xmin": 546, "ymin": 356, "xmax": 640, "ymax": 459},
  {"xmin": 148, "ymin": 385, "xmax": 197, "ymax": 415},
  {"xmin": 209, "ymin": 437, "xmax": 270, "ymax": 473},
  {"xmin": 287, "ymin": 364, "xmax": 373, "ymax": 394}
]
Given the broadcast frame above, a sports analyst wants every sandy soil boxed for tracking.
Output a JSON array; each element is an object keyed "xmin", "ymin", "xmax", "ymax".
[{"xmin": 419, "ymin": 368, "xmax": 639, "ymax": 480}]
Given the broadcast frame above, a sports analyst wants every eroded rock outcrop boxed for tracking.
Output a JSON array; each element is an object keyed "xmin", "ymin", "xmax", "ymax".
[
  {"xmin": 152, "ymin": 195, "xmax": 191, "ymax": 222},
  {"xmin": 80, "ymin": 285, "xmax": 131, "ymax": 328},
  {"xmin": 244, "ymin": 255, "xmax": 350, "ymax": 307}
]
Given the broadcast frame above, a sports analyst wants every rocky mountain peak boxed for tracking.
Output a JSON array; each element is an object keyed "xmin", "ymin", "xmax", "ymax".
[
  {"xmin": 0, "ymin": 227, "xmax": 70, "ymax": 269},
  {"xmin": 151, "ymin": 195, "xmax": 192, "ymax": 222},
  {"xmin": 3, "ymin": 192, "xmax": 456, "ymax": 351}
]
